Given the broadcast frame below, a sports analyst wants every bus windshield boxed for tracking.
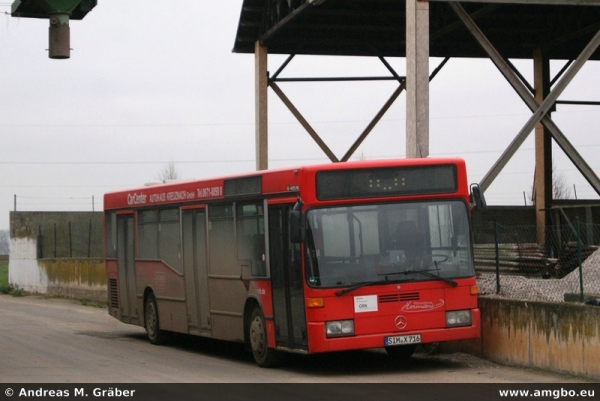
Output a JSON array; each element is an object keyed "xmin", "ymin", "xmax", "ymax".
[{"xmin": 304, "ymin": 200, "xmax": 473, "ymax": 288}]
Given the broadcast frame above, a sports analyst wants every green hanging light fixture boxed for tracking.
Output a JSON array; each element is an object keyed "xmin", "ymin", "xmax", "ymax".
[{"xmin": 11, "ymin": 0, "xmax": 97, "ymax": 59}]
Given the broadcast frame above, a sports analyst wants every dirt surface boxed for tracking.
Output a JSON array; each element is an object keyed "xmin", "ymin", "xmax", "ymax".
[{"xmin": 0, "ymin": 294, "xmax": 595, "ymax": 383}]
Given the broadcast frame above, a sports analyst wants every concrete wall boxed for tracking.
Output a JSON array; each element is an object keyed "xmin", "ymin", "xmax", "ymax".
[
  {"xmin": 10, "ymin": 211, "xmax": 103, "ymax": 258},
  {"xmin": 9, "ymin": 236, "xmax": 106, "ymax": 302},
  {"xmin": 442, "ymin": 296, "xmax": 600, "ymax": 380},
  {"xmin": 472, "ymin": 203, "xmax": 600, "ymax": 244},
  {"xmin": 472, "ymin": 203, "xmax": 600, "ymax": 228},
  {"xmin": 9, "ymin": 212, "xmax": 106, "ymax": 302},
  {"xmin": 472, "ymin": 206, "xmax": 536, "ymax": 228}
]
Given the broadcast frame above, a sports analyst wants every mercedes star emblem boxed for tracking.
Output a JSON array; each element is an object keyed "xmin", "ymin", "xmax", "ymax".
[{"xmin": 394, "ymin": 315, "xmax": 407, "ymax": 330}]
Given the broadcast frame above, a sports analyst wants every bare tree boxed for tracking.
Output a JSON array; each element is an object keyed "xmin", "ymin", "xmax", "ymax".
[
  {"xmin": 552, "ymin": 169, "xmax": 572, "ymax": 200},
  {"xmin": 155, "ymin": 160, "xmax": 181, "ymax": 182},
  {"xmin": 0, "ymin": 229, "xmax": 9, "ymax": 255},
  {"xmin": 529, "ymin": 160, "xmax": 572, "ymax": 204},
  {"xmin": 354, "ymin": 151, "xmax": 367, "ymax": 161}
]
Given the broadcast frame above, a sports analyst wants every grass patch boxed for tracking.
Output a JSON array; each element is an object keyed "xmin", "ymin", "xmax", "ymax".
[
  {"xmin": 0, "ymin": 260, "xmax": 27, "ymax": 296},
  {"xmin": 9, "ymin": 287, "xmax": 26, "ymax": 297},
  {"xmin": 79, "ymin": 298, "xmax": 107, "ymax": 308},
  {"xmin": 0, "ymin": 260, "xmax": 9, "ymax": 293}
]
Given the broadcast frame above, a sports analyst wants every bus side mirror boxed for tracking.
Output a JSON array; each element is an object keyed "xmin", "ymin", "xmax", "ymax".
[
  {"xmin": 470, "ymin": 183, "xmax": 487, "ymax": 211},
  {"xmin": 290, "ymin": 200, "xmax": 305, "ymax": 243}
]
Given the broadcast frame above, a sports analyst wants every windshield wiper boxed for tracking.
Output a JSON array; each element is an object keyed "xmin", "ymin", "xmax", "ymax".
[
  {"xmin": 335, "ymin": 277, "xmax": 415, "ymax": 296},
  {"xmin": 378, "ymin": 267, "xmax": 458, "ymax": 287}
]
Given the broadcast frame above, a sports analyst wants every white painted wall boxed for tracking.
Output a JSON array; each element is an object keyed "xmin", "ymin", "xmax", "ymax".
[{"xmin": 9, "ymin": 237, "xmax": 49, "ymax": 294}]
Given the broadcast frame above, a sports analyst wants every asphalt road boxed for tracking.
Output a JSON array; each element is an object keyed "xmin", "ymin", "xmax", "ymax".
[{"xmin": 0, "ymin": 294, "xmax": 593, "ymax": 384}]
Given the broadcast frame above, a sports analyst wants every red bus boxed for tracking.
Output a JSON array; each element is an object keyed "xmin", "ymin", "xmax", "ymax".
[{"xmin": 104, "ymin": 158, "xmax": 482, "ymax": 367}]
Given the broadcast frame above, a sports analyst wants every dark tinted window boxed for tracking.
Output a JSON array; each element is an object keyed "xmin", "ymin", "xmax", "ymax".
[{"xmin": 224, "ymin": 176, "xmax": 261, "ymax": 197}]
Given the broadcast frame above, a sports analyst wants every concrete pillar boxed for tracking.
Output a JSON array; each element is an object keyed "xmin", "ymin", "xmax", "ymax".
[
  {"xmin": 406, "ymin": 0, "xmax": 429, "ymax": 158},
  {"xmin": 533, "ymin": 49, "xmax": 552, "ymax": 244},
  {"xmin": 255, "ymin": 41, "xmax": 268, "ymax": 171}
]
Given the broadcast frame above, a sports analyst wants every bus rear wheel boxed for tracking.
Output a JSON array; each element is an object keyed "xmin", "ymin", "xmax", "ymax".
[
  {"xmin": 145, "ymin": 293, "xmax": 168, "ymax": 345},
  {"xmin": 248, "ymin": 307, "xmax": 283, "ymax": 368}
]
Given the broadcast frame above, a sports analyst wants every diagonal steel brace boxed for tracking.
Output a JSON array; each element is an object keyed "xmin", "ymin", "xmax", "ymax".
[{"xmin": 449, "ymin": 2, "xmax": 600, "ymax": 195}]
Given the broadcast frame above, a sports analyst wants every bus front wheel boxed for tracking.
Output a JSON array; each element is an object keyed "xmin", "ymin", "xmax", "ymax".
[
  {"xmin": 248, "ymin": 307, "xmax": 282, "ymax": 368},
  {"xmin": 145, "ymin": 293, "xmax": 168, "ymax": 345}
]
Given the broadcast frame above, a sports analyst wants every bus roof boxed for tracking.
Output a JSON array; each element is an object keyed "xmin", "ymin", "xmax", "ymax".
[{"xmin": 103, "ymin": 157, "xmax": 468, "ymax": 211}]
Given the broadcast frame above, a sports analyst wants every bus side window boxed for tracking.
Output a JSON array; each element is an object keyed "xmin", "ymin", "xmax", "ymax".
[
  {"xmin": 105, "ymin": 212, "xmax": 117, "ymax": 259},
  {"xmin": 236, "ymin": 202, "xmax": 266, "ymax": 277},
  {"xmin": 209, "ymin": 204, "xmax": 237, "ymax": 277}
]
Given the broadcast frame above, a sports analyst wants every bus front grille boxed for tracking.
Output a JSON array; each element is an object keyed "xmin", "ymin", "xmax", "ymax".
[{"xmin": 379, "ymin": 292, "xmax": 420, "ymax": 304}]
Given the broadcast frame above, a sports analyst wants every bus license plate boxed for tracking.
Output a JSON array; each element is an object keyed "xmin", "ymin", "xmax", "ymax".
[{"xmin": 385, "ymin": 334, "xmax": 421, "ymax": 346}]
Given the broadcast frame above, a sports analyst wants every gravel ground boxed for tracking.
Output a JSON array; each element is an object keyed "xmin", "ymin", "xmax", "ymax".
[{"xmin": 477, "ymin": 248, "xmax": 600, "ymax": 302}]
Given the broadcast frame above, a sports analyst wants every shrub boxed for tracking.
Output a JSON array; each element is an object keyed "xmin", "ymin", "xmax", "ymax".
[{"xmin": 0, "ymin": 283, "xmax": 12, "ymax": 294}]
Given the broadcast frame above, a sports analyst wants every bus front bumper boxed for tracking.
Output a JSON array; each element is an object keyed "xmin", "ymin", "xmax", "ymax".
[{"xmin": 305, "ymin": 309, "xmax": 480, "ymax": 354}]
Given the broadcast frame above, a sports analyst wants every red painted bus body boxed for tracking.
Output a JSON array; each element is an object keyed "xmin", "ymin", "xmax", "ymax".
[{"xmin": 104, "ymin": 158, "xmax": 480, "ymax": 367}]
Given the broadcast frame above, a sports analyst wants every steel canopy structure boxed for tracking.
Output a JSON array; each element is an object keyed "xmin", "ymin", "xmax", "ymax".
[
  {"xmin": 233, "ymin": 0, "xmax": 600, "ymax": 244},
  {"xmin": 234, "ymin": 0, "xmax": 600, "ymax": 60}
]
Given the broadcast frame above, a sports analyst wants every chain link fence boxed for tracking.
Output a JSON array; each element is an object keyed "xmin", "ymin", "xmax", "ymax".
[
  {"xmin": 36, "ymin": 219, "xmax": 103, "ymax": 259},
  {"xmin": 10, "ymin": 212, "xmax": 103, "ymax": 259},
  {"xmin": 473, "ymin": 220, "xmax": 600, "ymax": 303}
]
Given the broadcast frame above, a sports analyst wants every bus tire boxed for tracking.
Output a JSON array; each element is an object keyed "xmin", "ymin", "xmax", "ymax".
[
  {"xmin": 385, "ymin": 344, "xmax": 417, "ymax": 360},
  {"xmin": 248, "ymin": 307, "xmax": 282, "ymax": 368},
  {"xmin": 145, "ymin": 293, "xmax": 168, "ymax": 345}
]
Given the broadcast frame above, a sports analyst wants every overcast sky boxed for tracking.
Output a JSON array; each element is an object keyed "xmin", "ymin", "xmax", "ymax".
[{"xmin": 1, "ymin": 1, "xmax": 599, "ymax": 230}]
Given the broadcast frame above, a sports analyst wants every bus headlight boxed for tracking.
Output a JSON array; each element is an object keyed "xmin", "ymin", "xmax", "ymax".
[
  {"xmin": 325, "ymin": 320, "xmax": 354, "ymax": 338},
  {"xmin": 446, "ymin": 310, "xmax": 471, "ymax": 327}
]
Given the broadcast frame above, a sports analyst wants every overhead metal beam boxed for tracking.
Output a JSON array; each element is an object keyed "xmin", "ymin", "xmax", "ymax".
[
  {"xmin": 556, "ymin": 100, "xmax": 600, "ymax": 106},
  {"xmin": 550, "ymin": 60, "xmax": 573, "ymax": 87},
  {"xmin": 260, "ymin": 2, "xmax": 313, "ymax": 45},
  {"xmin": 429, "ymin": 57, "xmax": 450, "ymax": 82},
  {"xmin": 271, "ymin": 76, "xmax": 402, "ymax": 83},
  {"xmin": 507, "ymin": 28, "xmax": 600, "ymax": 155},
  {"xmin": 341, "ymin": 82, "xmax": 406, "ymax": 162},
  {"xmin": 543, "ymin": 23, "xmax": 600, "ymax": 55},
  {"xmin": 378, "ymin": 56, "xmax": 404, "ymax": 82},
  {"xmin": 268, "ymin": 53, "xmax": 418, "ymax": 164},
  {"xmin": 431, "ymin": 0, "xmax": 600, "ymax": 5},
  {"xmin": 430, "ymin": 4, "xmax": 501, "ymax": 43},
  {"xmin": 506, "ymin": 59, "xmax": 534, "ymax": 95},
  {"xmin": 271, "ymin": 54, "xmax": 296, "ymax": 81},
  {"xmin": 340, "ymin": 56, "xmax": 448, "ymax": 162},
  {"xmin": 270, "ymin": 53, "xmax": 404, "ymax": 83},
  {"xmin": 269, "ymin": 82, "xmax": 340, "ymax": 163},
  {"xmin": 546, "ymin": 122, "xmax": 600, "ymax": 197},
  {"xmin": 450, "ymin": 2, "xmax": 600, "ymax": 196}
]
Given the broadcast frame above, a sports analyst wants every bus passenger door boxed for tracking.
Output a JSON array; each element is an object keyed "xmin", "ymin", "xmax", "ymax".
[
  {"xmin": 182, "ymin": 208, "xmax": 211, "ymax": 333},
  {"xmin": 269, "ymin": 205, "xmax": 307, "ymax": 350},
  {"xmin": 117, "ymin": 214, "xmax": 137, "ymax": 321}
]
